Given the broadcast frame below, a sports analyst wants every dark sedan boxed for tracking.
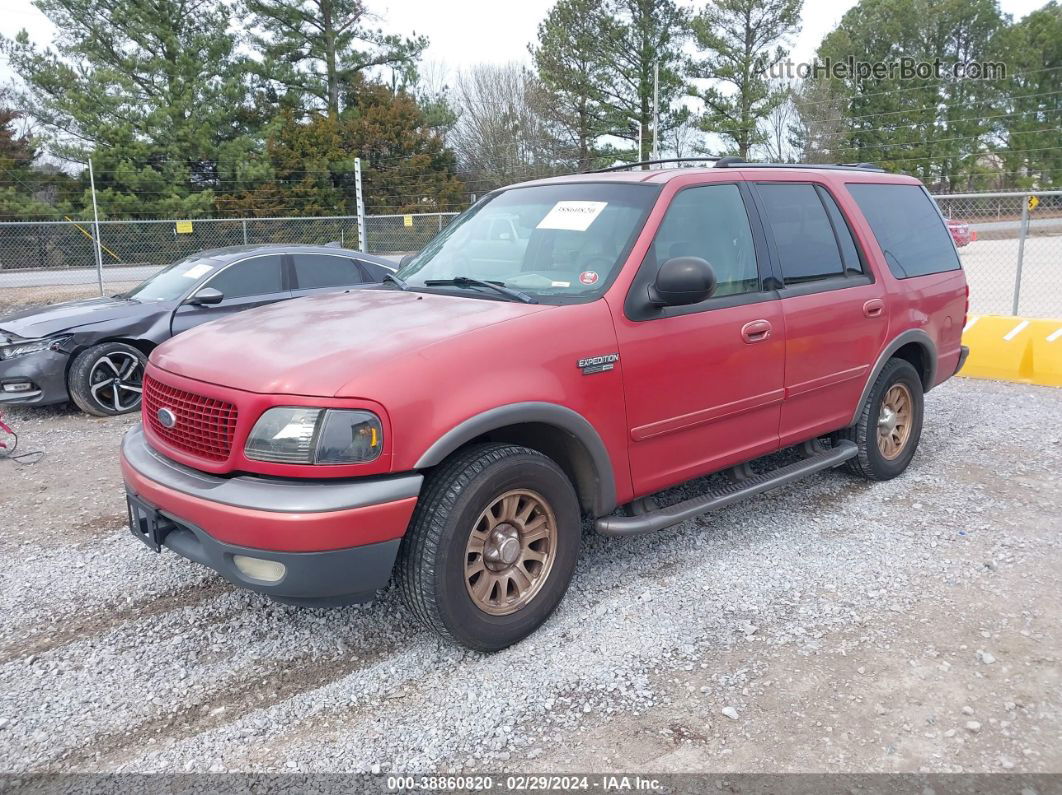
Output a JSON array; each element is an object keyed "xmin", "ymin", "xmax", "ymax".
[{"xmin": 0, "ymin": 244, "xmax": 395, "ymax": 416}]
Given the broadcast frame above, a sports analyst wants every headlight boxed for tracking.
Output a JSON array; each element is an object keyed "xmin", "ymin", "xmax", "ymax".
[
  {"xmin": 0, "ymin": 335, "xmax": 70, "ymax": 360},
  {"xmin": 244, "ymin": 407, "xmax": 383, "ymax": 464}
]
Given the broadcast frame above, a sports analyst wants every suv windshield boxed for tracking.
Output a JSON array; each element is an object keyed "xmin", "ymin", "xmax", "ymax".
[
  {"xmin": 396, "ymin": 182, "xmax": 660, "ymax": 303},
  {"xmin": 122, "ymin": 255, "xmax": 227, "ymax": 301}
]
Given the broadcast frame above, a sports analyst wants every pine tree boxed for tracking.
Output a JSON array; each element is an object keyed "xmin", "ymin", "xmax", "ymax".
[
  {"xmin": 530, "ymin": 0, "xmax": 611, "ymax": 170},
  {"xmin": 690, "ymin": 0, "xmax": 802, "ymax": 159},
  {"xmin": 812, "ymin": 0, "xmax": 1006, "ymax": 189},
  {"xmin": 244, "ymin": 0, "xmax": 428, "ymax": 118},
  {"xmin": 597, "ymin": 0, "xmax": 692, "ymax": 161},
  {"xmin": 216, "ymin": 83, "xmax": 464, "ymax": 217},
  {"xmin": 996, "ymin": 2, "xmax": 1062, "ymax": 188},
  {"xmin": 2, "ymin": 0, "xmax": 250, "ymax": 217}
]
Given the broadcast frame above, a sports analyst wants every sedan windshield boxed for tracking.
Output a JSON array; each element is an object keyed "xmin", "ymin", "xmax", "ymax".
[
  {"xmin": 396, "ymin": 182, "xmax": 660, "ymax": 302},
  {"xmin": 122, "ymin": 255, "xmax": 226, "ymax": 301}
]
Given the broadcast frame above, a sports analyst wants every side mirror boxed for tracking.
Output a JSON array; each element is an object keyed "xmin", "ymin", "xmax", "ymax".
[
  {"xmin": 648, "ymin": 257, "xmax": 717, "ymax": 307},
  {"xmin": 398, "ymin": 253, "xmax": 417, "ymax": 269},
  {"xmin": 187, "ymin": 287, "xmax": 224, "ymax": 306}
]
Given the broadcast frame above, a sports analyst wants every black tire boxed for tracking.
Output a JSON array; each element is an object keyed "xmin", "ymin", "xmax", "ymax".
[
  {"xmin": 68, "ymin": 342, "xmax": 147, "ymax": 417},
  {"xmin": 396, "ymin": 443, "xmax": 581, "ymax": 652},
  {"xmin": 843, "ymin": 358, "xmax": 924, "ymax": 481}
]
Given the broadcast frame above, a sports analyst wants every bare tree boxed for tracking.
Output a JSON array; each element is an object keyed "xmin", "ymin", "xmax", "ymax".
[
  {"xmin": 450, "ymin": 63, "xmax": 572, "ymax": 190},
  {"xmin": 756, "ymin": 81, "xmax": 797, "ymax": 161},
  {"xmin": 789, "ymin": 78, "xmax": 849, "ymax": 163},
  {"xmin": 665, "ymin": 113, "xmax": 704, "ymax": 158}
]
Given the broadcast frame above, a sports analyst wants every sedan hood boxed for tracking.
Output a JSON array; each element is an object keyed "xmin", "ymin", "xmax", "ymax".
[
  {"xmin": 0, "ymin": 296, "xmax": 155, "ymax": 340},
  {"xmin": 151, "ymin": 288, "xmax": 555, "ymax": 397}
]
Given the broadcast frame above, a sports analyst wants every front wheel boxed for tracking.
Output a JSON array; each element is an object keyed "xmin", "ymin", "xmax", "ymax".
[
  {"xmin": 843, "ymin": 357, "xmax": 924, "ymax": 480},
  {"xmin": 68, "ymin": 342, "xmax": 147, "ymax": 416},
  {"xmin": 396, "ymin": 443, "xmax": 581, "ymax": 651}
]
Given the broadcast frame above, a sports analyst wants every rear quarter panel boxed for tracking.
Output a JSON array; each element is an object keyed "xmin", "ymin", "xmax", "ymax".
[
  {"xmin": 828, "ymin": 173, "xmax": 968, "ymax": 389},
  {"xmin": 884, "ymin": 270, "xmax": 967, "ymax": 385}
]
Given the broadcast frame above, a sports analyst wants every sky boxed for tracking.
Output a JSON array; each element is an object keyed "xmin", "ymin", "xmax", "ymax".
[{"xmin": 1, "ymin": 0, "xmax": 1053, "ymax": 84}]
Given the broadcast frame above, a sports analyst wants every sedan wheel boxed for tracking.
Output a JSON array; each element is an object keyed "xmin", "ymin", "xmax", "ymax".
[{"xmin": 69, "ymin": 342, "xmax": 148, "ymax": 417}]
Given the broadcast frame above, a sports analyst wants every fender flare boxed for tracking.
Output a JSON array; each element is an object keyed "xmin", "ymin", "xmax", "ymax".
[
  {"xmin": 414, "ymin": 402, "xmax": 617, "ymax": 516},
  {"xmin": 849, "ymin": 329, "xmax": 937, "ymax": 426}
]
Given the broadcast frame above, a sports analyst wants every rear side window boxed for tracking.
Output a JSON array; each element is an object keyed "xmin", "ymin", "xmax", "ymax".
[
  {"xmin": 756, "ymin": 183, "xmax": 845, "ymax": 284},
  {"xmin": 356, "ymin": 259, "xmax": 392, "ymax": 282},
  {"xmin": 846, "ymin": 183, "xmax": 961, "ymax": 278},
  {"xmin": 206, "ymin": 255, "xmax": 285, "ymax": 300},
  {"xmin": 293, "ymin": 253, "xmax": 367, "ymax": 289}
]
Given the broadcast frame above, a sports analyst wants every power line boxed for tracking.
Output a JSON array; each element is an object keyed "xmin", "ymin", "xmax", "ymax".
[{"xmin": 790, "ymin": 64, "xmax": 1062, "ymax": 108}]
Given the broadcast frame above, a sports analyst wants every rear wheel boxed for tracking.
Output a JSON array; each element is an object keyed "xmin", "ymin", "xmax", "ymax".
[
  {"xmin": 843, "ymin": 358, "xmax": 924, "ymax": 480},
  {"xmin": 396, "ymin": 443, "xmax": 580, "ymax": 651},
  {"xmin": 68, "ymin": 342, "xmax": 147, "ymax": 417}
]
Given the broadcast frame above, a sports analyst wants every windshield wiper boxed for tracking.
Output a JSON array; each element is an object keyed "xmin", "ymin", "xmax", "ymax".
[
  {"xmin": 383, "ymin": 272, "xmax": 409, "ymax": 290},
  {"xmin": 424, "ymin": 276, "xmax": 538, "ymax": 304}
]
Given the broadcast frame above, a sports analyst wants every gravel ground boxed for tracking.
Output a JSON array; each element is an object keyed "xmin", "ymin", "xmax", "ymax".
[{"xmin": 0, "ymin": 377, "xmax": 1059, "ymax": 775}]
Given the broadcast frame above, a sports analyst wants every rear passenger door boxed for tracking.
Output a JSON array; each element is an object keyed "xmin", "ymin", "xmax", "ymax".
[
  {"xmin": 751, "ymin": 181, "xmax": 888, "ymax": 445},
  {"xmin": 291, "ymin": 252, "xmax": 375, "ymax": 296}
]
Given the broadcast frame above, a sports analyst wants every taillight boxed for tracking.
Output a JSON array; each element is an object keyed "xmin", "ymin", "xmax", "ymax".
[{"xmin": 963, "ymin": 284, "xmax": 970, "ymax": 328}]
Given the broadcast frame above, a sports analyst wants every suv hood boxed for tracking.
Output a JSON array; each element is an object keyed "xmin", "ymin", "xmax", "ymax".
[
  {"xmin": 0, "ymin": 296, "xmax": 154, "ymax": 339},
  {"xmin": 151, "ymin": 288, "xmax": 555, "ymax": 397}
]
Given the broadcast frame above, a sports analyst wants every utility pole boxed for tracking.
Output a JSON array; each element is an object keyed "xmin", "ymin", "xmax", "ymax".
[
  {"xmin": 354, "ymin": 157, "xmax": 367, "ymax": 252},
  {"xmin": 629, "ymin": 117, "xmax": 643, "ymax": 165},
  {"xmin": 652, "ymin": 60, "xmax": 660, "ymax": 160},
  {"xmin": 88, "ymin": 158, "xmax": 105, "ymax": 297}
]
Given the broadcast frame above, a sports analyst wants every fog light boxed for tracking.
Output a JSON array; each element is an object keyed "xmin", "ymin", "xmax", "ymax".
[
  {"xmin": 232, "ymin": 554, "xmax": 286, "ymax": 583},
  {"xmin": 2, "ymin": 382, "xmax": 34, "ymax": 393}
]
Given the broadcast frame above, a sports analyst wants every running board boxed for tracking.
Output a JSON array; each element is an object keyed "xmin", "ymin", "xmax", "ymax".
[{"xmin": 594, "ymin": 440, "xmax": 858, "ymax": 538}]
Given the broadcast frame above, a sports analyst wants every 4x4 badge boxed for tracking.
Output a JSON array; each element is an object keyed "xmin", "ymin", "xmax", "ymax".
[{"xmin": 577, "ymin": 353, "xmax": 619, "ymax": 375}]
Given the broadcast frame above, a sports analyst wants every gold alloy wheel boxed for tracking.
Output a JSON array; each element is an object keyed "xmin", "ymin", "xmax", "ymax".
[
  {"xmin": 877, "ymin": 382, "xmax": 913, "ymax": 460},
  {"xmin": 464, "ymin": 489, "xmax": 557, "ymax": 616}
]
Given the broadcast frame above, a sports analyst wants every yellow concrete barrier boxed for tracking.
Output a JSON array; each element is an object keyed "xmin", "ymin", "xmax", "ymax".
[{"xmin": 960, "ymin": 315, "xmax": 1062, "ymax": 387}]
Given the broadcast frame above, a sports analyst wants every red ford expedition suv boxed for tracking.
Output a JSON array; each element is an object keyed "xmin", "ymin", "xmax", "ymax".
[{"xmin": 121, "ymin": 160, "xmax": 969, "ymax": 651}]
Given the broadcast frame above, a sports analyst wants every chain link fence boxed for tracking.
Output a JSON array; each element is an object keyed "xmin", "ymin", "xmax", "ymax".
[
  {"xmin": 933, "ymin": 191, "xmax": 1062, "ymax": 318},
  {"xmin": 364, "ymin": 212, "xmax": 457, "ymax": 257},
  {"xmin": 1, "ymin": 194, "xmax": 1059, "ymax": 318}
]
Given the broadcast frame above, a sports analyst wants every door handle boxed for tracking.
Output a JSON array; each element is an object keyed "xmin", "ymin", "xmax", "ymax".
[
  {"xmin": 741, "ymin": 319, "xmax": 772, "ymax": 343},
  {"xmin": 863, "ymin": 299, "xmax": 885, "ymax": 318}
]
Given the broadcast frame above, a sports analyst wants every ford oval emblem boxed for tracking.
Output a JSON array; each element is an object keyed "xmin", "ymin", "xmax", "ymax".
[{"xmin": 157, "ymin": 408, "xmax": 177, "ymax": 428}]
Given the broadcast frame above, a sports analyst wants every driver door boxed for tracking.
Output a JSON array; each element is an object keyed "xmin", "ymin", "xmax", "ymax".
[
  {"xmin": 610, "ymin": 182, "xmax": 786, "ymax": 495},
  {"xmin": 170, "ymin": 254, "xmax": 291, "ymax": 336}
]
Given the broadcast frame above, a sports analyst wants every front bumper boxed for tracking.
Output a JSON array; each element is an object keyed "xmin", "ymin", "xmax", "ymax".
[
  {"xmin": 0, "ymin": 349, "xmax": 71, "ymax": 406},
  {"xmin": 120, "ymin": 425, "xmax": 422, "ymax": 604}
]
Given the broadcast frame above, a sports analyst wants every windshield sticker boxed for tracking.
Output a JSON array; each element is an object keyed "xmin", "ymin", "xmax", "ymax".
[
  {"xmin": 182, "ymin": 263, "xmax": 214, "ymax": 279},
  {"xmin": 536, "ymin": 201, "xmax": 608, "ymax": 231},
  {"xmin": 551, "ymin": 280, "xmax": 571, "ymax": 288},
  {"xmin": 578, "ymin": 271, "xmax": 600, "ymax": 286}
]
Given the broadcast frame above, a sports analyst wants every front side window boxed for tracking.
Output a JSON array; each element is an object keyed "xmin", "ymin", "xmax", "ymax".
[
  {"xmin": 846, "ymin": 183, "xmax": 961, "ymax": 278},
  {"xmin": 757, "ymin": 183, "xmax": 845, "ymax": 284},
  {"xmin": 649, "ymin": 183, "xmax": 759, "ymax": 297},
  {"xmin": 205, "ymin": 255, "xmax": 285, "ymax": 300},
  {"xmin": 293, "ymin": 253, "xmax": 365, "ymax": 290},
  {"xmin": 396, "ymin": 183, "xmax": 660, "ymax": 303}
]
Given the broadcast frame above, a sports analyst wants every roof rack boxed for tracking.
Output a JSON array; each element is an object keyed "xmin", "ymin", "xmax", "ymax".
[
  {"xmin": 588, "ymin": 157, "xmax": 884, "ymax": 173},
  {"xmin": 714, "ymin": 159, "xmax": 884, "ymax": 172},
  {"xmin": 717, "ymin": 158, "xmax": 883, "ymax": 170},
  {"xmin": 589, "ymin": 157, "xmax": 722, "ymax": 173}
]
